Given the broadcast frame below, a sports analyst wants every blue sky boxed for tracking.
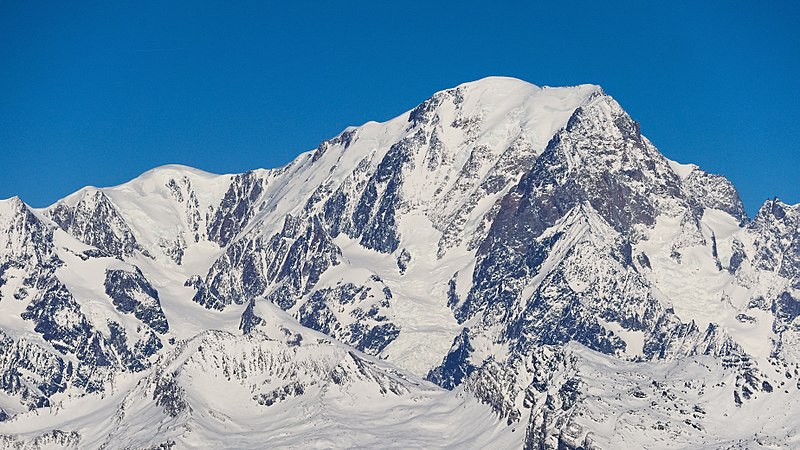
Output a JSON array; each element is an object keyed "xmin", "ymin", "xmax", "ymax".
[{"xmin": 1, "ymin": 1, "xmax": 797, "ymax": 216}]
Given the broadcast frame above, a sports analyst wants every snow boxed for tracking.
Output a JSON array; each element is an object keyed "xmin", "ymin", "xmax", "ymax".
[
  {"xmin": 561, "ymin": 343, "xmax": 800, "ymax": 449},
  {"xmin": 0, "ymin": 265, "xmax": 41, "ymax": 342},
  {"xmin": 598, "ymin": 318, "xmax": 645, "ymax": 357},
  {"xmin": 44, "ymin": 164, "xmax": 233, "ymax": 265},
  {"xmin": 702, "ymin": 208, "xmax": 742, "ymax": 264},
  {"xmin": 331, "ymin": 213, "xmax": 467, "ymax": 376},
  {"xmin": 636, "ymin": 213, "xmax": 734, "ymax": 329},
  {"xmin": 0, "ymin": 318, "xmax": 522, "ymax": 449},
  {"xmin": 666, "ymin": 158, "xmax": 698, "ymax": 180},
  {"xmin": 1, "ymin": 76, "xmax": 799, "ymax": 448},
  {"xmin": 53, "ymin": 232, "xmax": 138, "ymax": 340}
]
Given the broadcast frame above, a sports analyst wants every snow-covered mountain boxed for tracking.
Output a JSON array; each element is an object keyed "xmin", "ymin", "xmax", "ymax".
[{"xmin": 0, "ymin": 76, "xmax": 798, "ymax": 449}]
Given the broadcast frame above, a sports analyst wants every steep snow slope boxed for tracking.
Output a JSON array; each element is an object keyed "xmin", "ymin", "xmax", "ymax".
[{"xmin": 0, "ymin": 76, "xmax": 798, "ymax": 448}]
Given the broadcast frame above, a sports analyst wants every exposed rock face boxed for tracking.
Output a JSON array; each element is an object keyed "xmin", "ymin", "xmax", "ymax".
[
  {"xmin": 682, "ymin": 168, "xmax": 748, "ymax": 224},
  {"xmin": 207, "ymin": 171, "xmax": 267, "ymax": 247},
  {"xmin": 0, "ymin": 198, "xmax": 164, "ymax": 406},
  {"xmin": 0, "ymin": 77, "xmax": 797, "ymax": 448},
  {"xmin": 748, "ymin": 199, "xmax": 800, "ymax": 281},
  {"xmin": 298, "ymin": 275, "xmax": 399, "ymax": 355},
  {"xmin": 105, "ymin": 267, "xmax": 169, "ymax": 334},
  {"xmin": 194, "ymin": 214, "xmax": 341, "ymax": 310},
  {"xmin": 49, "ymin": 191, "xmax": 146, "ymax": 259}
]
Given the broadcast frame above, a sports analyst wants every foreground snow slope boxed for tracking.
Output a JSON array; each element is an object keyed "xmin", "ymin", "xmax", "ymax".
[
  {"xmin": 0, "ymin": 76, "xmax": 798, "ymax": 448},
  {"xmin": 0, "ymin": 305, "xmax": 520, "ymax": 449}
]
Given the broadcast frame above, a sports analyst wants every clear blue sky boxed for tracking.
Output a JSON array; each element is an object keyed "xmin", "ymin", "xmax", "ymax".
[{"xmin": 1, "ymin": 1, "xmax": 797, "ymax": 216}]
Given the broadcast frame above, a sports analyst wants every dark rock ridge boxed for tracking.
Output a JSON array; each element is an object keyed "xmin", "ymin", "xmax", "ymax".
[
  {"xmin": 105, "ymin": 267, "xmax": 169, "ymax": 333},
  {"xmin": 0, "ymin": 198, "xmax": 164, "ymax": 415},
  {"xmin": 49, "ymin": 191, "xmax": 148, "ymax": 259}
]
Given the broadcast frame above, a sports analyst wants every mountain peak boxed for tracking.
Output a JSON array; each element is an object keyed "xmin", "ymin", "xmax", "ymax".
[
  {"xmin": 437, "ymin": 77, "xmax": 604, "ymax": 111},
  {"xmin": 755, "ymin": 197, "xmax": 800, "ymax": 221},
  {"xmin": 136, "ymin": 164, "xmax": 222, "ymax": 180},
  {"xmin": 0, "ymin": 195, "xmax": 24, "ymax": 209},
  {"xmin": 2, "ymin": 77, "xmax": 797, "ymax": 448},
  {"xmin": 453, "ymin": 76, "xmax": 603, "ymax": 95},
  {"xmin": 454, "ymin": 75, "xmax": 541, "ymax": 91}
]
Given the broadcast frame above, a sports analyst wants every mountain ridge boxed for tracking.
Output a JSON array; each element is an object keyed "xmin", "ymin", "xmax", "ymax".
[{"xmin": 0, "ymin": 76, "xmax": 798, "ymax": 448}]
